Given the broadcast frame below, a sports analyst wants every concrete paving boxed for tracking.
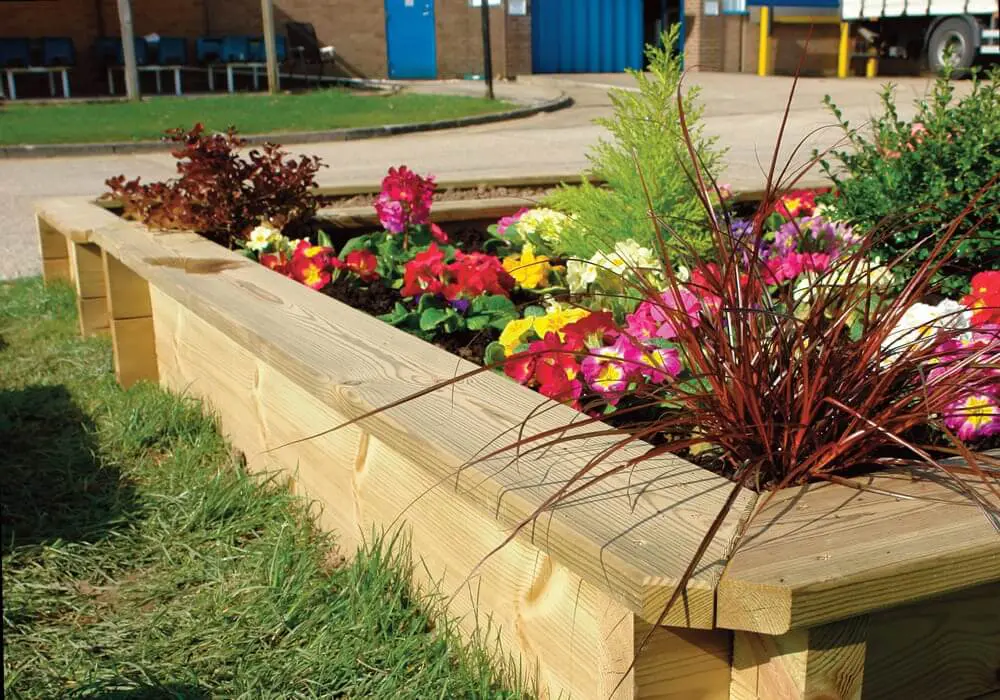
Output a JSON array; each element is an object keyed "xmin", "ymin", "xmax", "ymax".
[{"xmin": 1, "ymin": 73, "xmax": 950, "ymax": 280}]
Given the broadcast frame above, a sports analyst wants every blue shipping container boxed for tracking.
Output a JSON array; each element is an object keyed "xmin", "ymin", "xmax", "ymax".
[{"xmin": 532, "ymin": 0, "xmax": 645, "ymax": 73}]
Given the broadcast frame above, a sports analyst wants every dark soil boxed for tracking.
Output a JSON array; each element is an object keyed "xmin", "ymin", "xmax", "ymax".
[
  {"xmin": 436, "ymin": 329, "xmax": 498, "ymax": 365},
  {"xmin": 327, "ymin": 277, "xmax": 397, "ymax": 317},
  {"xmin": 319, "ymin": 185, "xmax": 555, "ymax": 209}
]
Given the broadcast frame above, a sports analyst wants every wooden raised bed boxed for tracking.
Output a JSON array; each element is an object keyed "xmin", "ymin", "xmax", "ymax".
[{"xmin": 36, "ymin": 196, "xmax": 1000, "ymax": 700}]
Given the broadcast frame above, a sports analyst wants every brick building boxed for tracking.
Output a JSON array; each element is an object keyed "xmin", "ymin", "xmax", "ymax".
[{"xmin": 1, "ymin": 0, "xmax": 836, "ymax": 98}]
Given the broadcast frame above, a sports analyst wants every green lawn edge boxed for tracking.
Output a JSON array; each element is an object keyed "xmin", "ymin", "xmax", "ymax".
[
  {"xmin": 1, "ymin": 277, "xmax": 528, "ymax": 699},
  {"xmin": 0, "ymin": 90, "xmax": 514, "ymax": 146}
]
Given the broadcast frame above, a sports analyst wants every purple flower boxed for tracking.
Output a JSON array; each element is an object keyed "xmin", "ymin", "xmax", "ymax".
[
  {"xmin": 729, "ymin": 218, "xmax": 768, "ymax": 265},
  {"xmin": 451, "ymin": 298, "xmax": 471, "ymax": 314}
]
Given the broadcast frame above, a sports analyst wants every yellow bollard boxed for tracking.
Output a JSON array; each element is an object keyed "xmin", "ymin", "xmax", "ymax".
[
  {"xmin": 865, "ymin": 52, "xmax": 878, "ymax": 78},
  {"xmin": 758, "ymin": 6, "xmax": 771, "ymax": 77},
  {"xmin": 837, "ymin": 22, "xmax": 850, "ymax": 78}
]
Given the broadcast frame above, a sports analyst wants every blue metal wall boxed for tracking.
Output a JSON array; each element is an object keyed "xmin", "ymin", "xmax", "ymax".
[{"xmin": 532, "ymin": 0, "xmax": 644, "ymax": 73}]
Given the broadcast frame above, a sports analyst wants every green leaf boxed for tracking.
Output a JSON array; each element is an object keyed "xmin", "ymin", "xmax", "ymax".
[
  {"xmin": 523, "ymin": 305, "xmax": 547, "ymax": 318},
  {"xmin": 465, "ymin": 314, "xmax": 490, "ymax": 331},
  {"xmin": 340, "ymin": 234, "xmax": 372, "ymax": 256},
  {"xmin": 469, "ymin": 295, "xmax": 516, "ymax": 315},
  {"xmin": 317, "ymin": 230, "xmax": 333, "ymax": 249},
  {"xmin": 419, "ymin": 307, "xmax": 455, "ymax": 332},
  {"xmin": 483, "ymin": 341, "xmax": 507, "ymax": 366}
]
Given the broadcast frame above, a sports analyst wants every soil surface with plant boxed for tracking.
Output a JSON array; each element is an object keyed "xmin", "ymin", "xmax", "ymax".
[{"xmin": 0, "ymin": 278, "xmax": 527, "ymax": 699}]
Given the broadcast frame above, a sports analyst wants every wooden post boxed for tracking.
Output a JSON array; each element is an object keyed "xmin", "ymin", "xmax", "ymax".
[
  {"xmin": 731, "ymin": 617, "xmax": 869, "ymax": 700},
  {"xmin": 69, "ymin": 242, "xmax": 110, "ymax": 337},
  {"xmin": 116, "ymin": 0, "xmax": 140, "ymax": 100},
  {"xmin": 102, "ymin": 251, "xmax": 158, "ymax": 388},
  {"xmin": 36, "ymin": 216, "xmax": 71, "ymax": 284},
  {"xmin": 837, "ymin": 21, "xmax": 850, "ymax": 78},
  {"xmin": 480, "ymin": 0, "xmax": 495, "ymax": 99},
  {"xmin": 757, "ymin": 6, "xmax": 770, "ymax": 77},
  {"xmin": 261, "ymin": 0, "xmax": 279, "ymax": 94}
]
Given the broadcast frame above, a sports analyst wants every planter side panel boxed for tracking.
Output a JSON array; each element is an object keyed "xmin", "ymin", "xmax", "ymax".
[
  {"xmin": 863, "ymin": 582, "xmax": 1000, "ymax": 699},
  {"xmin": 149, "ymin": 286, "xmax": 639, "ymax": 700}
]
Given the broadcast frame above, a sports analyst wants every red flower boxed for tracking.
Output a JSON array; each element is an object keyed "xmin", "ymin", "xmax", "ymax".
[
  {"xmin": 342, "ymin": 250, "xmax": 380, "ymax": 282},
  {"xmin": 289, "ymin": 241, "xmax": 334, "ymax": 290},
  {"xmin": 443, "ymin": 251, "xmax": 515, "ymax": 301},
  {"xmin": 562, "ymin": 311, "xmax": 618, "ymax": 349},
  {"xmin": 260, "ymin": 251, "xmax": 291, "ymax": 277},
  {"xmin": 776, "ymin": 189, "xmax": 817, "ymax": 219},
  {"xmin": 400, "ymin": 243, "xmax": 447, "ymax": 297},
  {"xmin": 531, "ymin": 333, "xmax": 583, "ymax": 405},
  {"xmin": 504, "ymin": 351, "xmax": 536, "ymax": 384},
  {"xmin": 962, "ymin": 271, "xmax": 1000, "ymax": 327}
]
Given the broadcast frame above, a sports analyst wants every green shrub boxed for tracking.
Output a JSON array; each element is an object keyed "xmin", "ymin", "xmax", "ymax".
[
  {"xmin": 544, "ymin": 29, "xmax": 724, "ymax": 259},
  {"xmin": 819, "ymin": 69, "xmax": 1000, "ymax": 295}
]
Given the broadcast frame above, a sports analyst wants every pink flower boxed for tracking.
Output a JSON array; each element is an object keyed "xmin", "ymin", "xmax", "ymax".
[
  {"xmin": 626, "ymin": 288, "xmax": 701, "ymax": 341},
  {"xmin": 649, "ymin": 288, "xmax": 702, "ymax": 340},
  {"xmin": 374, "ymin": 165, "xmax": 436, "ymax": 234},
  {"xmin": 943, "ymin": 392, "xmax": 1000, "ymax": 442},
  {"xmin": 625, "ymin": 302, "xmax": 660, "ymax": 342},
  {"xmin": 763, "ymin": 252, "xmax": 831, "ymax": 285},
  {"xmin": 581, "ymin": 336, "xmax": 641, "ymax": 402},
  {"xmin": 908, "ymin": 122, "xmax": 928, "ymax": 150}
]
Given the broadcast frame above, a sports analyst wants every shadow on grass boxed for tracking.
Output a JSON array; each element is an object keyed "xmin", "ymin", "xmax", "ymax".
[{"xmin": 0, "ymin": 384, "xmax": 137, "ymax": 554}]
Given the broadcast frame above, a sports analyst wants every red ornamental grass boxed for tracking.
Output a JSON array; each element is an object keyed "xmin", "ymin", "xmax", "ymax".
[{"xmin": 319, "ymin": 69, "xmax": 1000, "ymax": 653}]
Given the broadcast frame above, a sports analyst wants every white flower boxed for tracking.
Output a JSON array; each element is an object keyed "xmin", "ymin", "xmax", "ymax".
[
  {"xmin": 514, "ymin": 208, "xmax": 570, "ymax": 246},
  {"xmin": 612, "ymin": 239, "xmax": 658, "ymax": 269},
  {"xmin": 566, "ymin": 258, "xmax": 599, "ymax": 292},
  {"xmin": 883, "ymin": 299, "xmax": 970, "ymax": 358},
  {"xmin": 247, "ymin": 221, "xmax": 282, "ymax": 252}
]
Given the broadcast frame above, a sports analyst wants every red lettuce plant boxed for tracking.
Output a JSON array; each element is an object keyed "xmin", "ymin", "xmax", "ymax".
[{"xmin": 105, "ymin": 124, "xmax": 324, "ymax": 246}]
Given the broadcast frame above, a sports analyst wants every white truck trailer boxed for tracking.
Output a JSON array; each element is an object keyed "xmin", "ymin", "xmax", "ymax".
[{"xmin": 842, "ymin": 0, "xmax": 999, "ymax": 72}]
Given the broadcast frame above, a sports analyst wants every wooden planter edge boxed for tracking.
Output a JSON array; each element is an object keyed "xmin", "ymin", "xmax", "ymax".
[{"xmin": 35, "ymin": 196, "xmax": 1000, "ymax": 700}]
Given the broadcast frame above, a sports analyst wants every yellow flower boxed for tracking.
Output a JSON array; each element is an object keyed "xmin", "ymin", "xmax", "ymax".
[
  {"xmin": 502, "ymin": 243, "xmax": 553, "ymax": 290},
  {"xmin": 499, "ymin": 317, "xmax": 536, "ymax": 356},
  {"xmin": 533, "ymin": 302, "xmax": 590, "ymax": 340}
]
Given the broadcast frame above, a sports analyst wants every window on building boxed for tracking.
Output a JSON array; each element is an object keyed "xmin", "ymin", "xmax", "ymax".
[{"xmin": 722, "ymin": 0, "xmax": 749, "ymax": 13}]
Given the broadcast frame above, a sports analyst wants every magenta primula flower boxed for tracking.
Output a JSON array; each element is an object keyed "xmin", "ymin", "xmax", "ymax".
[
  {"xmin": 581, "ymin": 336, "xmax": 642, "ymax": 402},
  {"xmin": 763, "ymin": 252, "xmax": 832, "ymax": 285},
  {"xmin": 640, "ymin": 346, "xmax": 682, "ymax": 383},
  {"xmin": 374, "ymin": 166, "xmax": 436, "ymax": 234},
  {"xmin": 627, "ymin": 288, "xmax": 702, "ymax": 342},
  {"xmin": 943, "ymin": 392, "xmax": 1000, "ymax": 441},
  {"xmin": 650, "ymin": 288, "xmax": 702, "ymax": 339}
]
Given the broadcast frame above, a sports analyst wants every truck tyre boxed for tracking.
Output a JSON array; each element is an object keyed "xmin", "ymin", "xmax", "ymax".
[{"xmin": 927, "ymin": 17, "xmax": 977, "ymax": 75}]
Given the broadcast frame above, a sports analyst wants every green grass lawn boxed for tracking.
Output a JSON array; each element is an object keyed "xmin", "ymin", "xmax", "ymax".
[
  {"xmin": 0, "ymin": 89, "xmax": 513, "ymax": 145},
  {"xmin": 1, "ymin": 277, "xmax": 525, "ymax": 699}
]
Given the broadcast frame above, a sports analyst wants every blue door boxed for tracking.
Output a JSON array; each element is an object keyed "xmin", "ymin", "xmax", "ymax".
[
  {"xmin": 385, "ymin": 0, "xmax": 437, "ymax": 79},
  {"xmin": 532, "ymin": 0, "xmax": 644, "ymax": 73}
]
